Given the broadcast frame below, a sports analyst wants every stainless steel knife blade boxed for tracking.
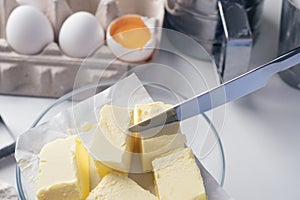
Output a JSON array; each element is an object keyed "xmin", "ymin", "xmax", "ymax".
[{"xmin": 129, "ymin": 47, "xmax": 300, "ymax": 134}]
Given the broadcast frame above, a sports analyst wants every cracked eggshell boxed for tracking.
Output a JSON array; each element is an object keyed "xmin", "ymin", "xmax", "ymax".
[
  {"xmin": 6, "ymin": 5, "xmax": 54, "ymax": 55},
  {"xmin": 106, "ymin": 15, "xmax": 157, "ymax": 62}
]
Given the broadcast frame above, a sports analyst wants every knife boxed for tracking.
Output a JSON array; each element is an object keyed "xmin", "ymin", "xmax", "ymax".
[{"xmin": 129, "ymin": 47, "xmax": 300, "ymax": 135}]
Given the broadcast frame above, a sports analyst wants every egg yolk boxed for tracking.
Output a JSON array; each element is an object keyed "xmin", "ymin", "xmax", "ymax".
[{"xmin": 110, "ymin": 16, "xmax": 151, "ymax": 50}]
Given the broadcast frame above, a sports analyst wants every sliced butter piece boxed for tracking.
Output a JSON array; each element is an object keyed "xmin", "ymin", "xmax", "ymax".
[
  {"xmin": 93, "ymin": 156, "xmax": 128, "ymax": 178},
  {"xmin": 134, "ymin": 102, "xmax": 181, "ymax": 136},
  {"xmin": 152, "ymin": 148, "xmax": 207, "ymax": 200},
  {"xmin": 133, "ymin": 102, "xmax": 172, "ymax": 124},
  {"xmin": 89, "ymin": 157, "xmax": 101, "ymax": 190},
  {"xmin": 134, "ymin": 102, "xmax": 186, "ymax": 171},
  {"xmin": 140, "ymin": 134, "xmax": 186, "ymax": 171},
  {"xmin": 86, "ymin": 172, "xmax": 158, "ymax": 200},
  {"xmin": 37, "ymin": 136, "xmax": 89, "ymax": 200},
  {"xmin": 91, "ymin": 105, "xmax": 134, "ymax": 176}
]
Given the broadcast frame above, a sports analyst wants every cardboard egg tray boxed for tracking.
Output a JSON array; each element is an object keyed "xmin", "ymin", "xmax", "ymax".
[{"xmin": 0, "ymin": 0, "xmax": 164, "ymax": 98}]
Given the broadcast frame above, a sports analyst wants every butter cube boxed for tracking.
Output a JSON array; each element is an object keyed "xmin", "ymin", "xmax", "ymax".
[
  {"xmin": 152, "ymin": 148, "xmax": 207, "ymax": 200},
  {"xmin": 37, "ymin": 136, "xmax": 89, "ymax": 200},
  {"xmin": 134, "ymin": 102, "xmax": 186, "ymax": 171},
  {"xmin": 89, "ymin": 157, "xmax": 101, "ymax": 190},
  {"xmin": 139, "ymin": 133, "xmax": 186, "ymax": 171},
  {"xmin": 133, "ymin": 102, "xmax": 172, "ymax": 124},
  {"xmin": 91, "ymin": 105, "xmax": 134, "ymax": 176},
  {"xmin": 86, "ymin": 173, "xmax": 158, "ymax": 200}
]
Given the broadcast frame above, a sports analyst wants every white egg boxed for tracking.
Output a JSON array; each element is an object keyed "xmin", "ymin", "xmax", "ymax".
[
  {"xmin": 59, "ymin": 12, "xmax": 105, "ymax": 58},
  {"xmin": 106, "ymin": 15, "xmax": 157, "ymax": 62},
  {"xmin": 6, "ymin": 5, "xmax": 54, "ymax": 55}
]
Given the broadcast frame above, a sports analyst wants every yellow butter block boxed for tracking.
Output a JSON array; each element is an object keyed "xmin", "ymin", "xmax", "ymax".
[
  {"xmin": 93, "ymin": 159, "xmax": 128, "ymax": 178},
  {"xmin": 91, "ymin": 105, "xmax": 134, "ymax": 176},
  {"xmin": 134, "ymin": 102, "xmax": 186, "ymax": 171},
  {"xmin": 140, "ymin": 133, "xmax": 186, "ymax": 171},
  {"xmin": 86, "ymin": 173, "xmax": 158, "ymax": 200},
  {"xmin": 133, "ymin": 102, "xmax": 172, "ymax": 124},
  {"xmin": 89, "ymin": 157, "xmax": 101, "ymax": 190},
  {"xmin": 152, "ymin": 148, "xmax": 207, "ymax": 200},
  {"xmin": 37, "ymin": 136, "xmax": 89, "ymax": 200}
]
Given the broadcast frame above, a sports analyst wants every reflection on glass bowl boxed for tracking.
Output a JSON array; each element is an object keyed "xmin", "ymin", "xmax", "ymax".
[{"xmin": 16, "ymin": 81, "xmax": 225, "ymax": 200}]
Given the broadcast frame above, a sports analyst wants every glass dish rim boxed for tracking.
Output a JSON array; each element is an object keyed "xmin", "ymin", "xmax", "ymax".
[{"xmin": 15, "ymin": 80, "xmax": 226, "ymax": 200}]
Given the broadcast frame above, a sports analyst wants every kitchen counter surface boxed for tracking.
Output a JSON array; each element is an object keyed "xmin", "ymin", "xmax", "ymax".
[
  {"xmin": 223, "ymin": 0, "xmax": 300, "ymax": 199},
  {"xmin": 1, "ymin": 0, "xmax": 300, "ymax": 199}
]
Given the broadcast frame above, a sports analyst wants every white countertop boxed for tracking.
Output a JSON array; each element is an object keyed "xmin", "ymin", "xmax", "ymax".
[
  {"xmin": 1, "ymin": 0, "xmax": 300, "ymax": 199},
  {"xmin": 223, "ymin": 0, "xmax": 300, "ymax": 199}
]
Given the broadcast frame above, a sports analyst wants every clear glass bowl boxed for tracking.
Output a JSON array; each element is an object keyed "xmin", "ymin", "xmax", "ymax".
[
  {"xmin": 16, "ymin": 81, "xmax": 225, "ymax": 200},
  {"xmin": 16, "ymin": 29, "xmax": 226, "ymax": 199}
]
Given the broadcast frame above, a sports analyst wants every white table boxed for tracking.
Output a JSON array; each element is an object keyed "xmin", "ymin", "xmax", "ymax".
[{"xmin": 1, "ymin": 0, "xmax": 300, "ymax": 199}]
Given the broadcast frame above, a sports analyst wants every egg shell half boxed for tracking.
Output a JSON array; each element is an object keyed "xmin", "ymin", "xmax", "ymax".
[{"xmin": 106, "ymin": 15, "xmax": 157, "ymax": 63}]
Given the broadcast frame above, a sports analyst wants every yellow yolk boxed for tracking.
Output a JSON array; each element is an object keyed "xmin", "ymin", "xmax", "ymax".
[{"xmin": 110, "ymin": 16, "xmax": 151, "ymax": 49}]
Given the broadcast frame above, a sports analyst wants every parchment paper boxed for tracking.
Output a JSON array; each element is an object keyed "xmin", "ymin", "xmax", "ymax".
[{"xmin": 15, "ymin": 74, "xmax": 232, "ymax": 200}]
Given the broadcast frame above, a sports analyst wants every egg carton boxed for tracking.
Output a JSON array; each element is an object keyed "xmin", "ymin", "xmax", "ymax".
[{"xmin": 0, "ymin": 0, "xmax": 165, "ymax": 98}]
